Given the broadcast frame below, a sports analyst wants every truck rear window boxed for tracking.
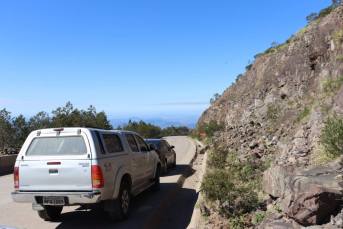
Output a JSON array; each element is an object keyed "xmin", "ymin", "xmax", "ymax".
[{"xmin": 26, "ymin": 136, "xmax": 87, "ymax": 156}]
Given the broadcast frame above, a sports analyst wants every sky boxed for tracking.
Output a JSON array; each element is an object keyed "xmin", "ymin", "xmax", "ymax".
[{"xmin": 0, "ymin": 0, "xmax": 333, "ymax": 122}]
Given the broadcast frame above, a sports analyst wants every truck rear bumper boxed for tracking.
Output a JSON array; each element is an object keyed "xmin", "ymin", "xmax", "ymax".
[{"xmin": 11, "ymin": 191, "xmax": 101, "ymax": 205}]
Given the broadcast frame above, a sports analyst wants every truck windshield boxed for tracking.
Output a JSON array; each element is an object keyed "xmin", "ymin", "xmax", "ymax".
[{"xmin": 26, "ymin": 136, "xmax": 87, "ymax": 156}]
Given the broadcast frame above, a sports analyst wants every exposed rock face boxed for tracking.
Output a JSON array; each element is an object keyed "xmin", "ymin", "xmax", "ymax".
[
  {"xmin": 288, "ymin": 187, "xmax": 342, "ymax": 226},
  {"xmin": 194, "ymin": 5, "xmax": 343, "ymax": 229},
  {"xmin": 196, "ymin": 5, "xmax": 343, "ymax": 168}
]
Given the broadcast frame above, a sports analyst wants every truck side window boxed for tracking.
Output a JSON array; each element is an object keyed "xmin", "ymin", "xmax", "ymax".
[
  {"xmin": 95, "ymin": 131, "xmax": 106, "ymax": 154},
  {"xmin": 102, "ymin": 134, "xmax": 123, "ymax": 153},
  {"xmin": 135, "ymin": 135, "xmax": 149, "ymax": 151},
  {"xmin": 125, "ymin": 134, "xmax": 139, "ymax": 152}
]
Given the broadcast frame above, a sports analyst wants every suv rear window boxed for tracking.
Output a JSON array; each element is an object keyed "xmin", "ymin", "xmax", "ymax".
[
  {"xmin": 26, "ymin": 136, "xmax": 87, "ymax": 156},
  {"xmin": 102, "ymin": 134, "xmax": 123, "ymax": 153}
]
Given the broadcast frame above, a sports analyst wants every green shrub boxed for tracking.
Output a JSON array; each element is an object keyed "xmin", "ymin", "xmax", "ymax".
[
  {"xmin": 245, "ymin": 64, "xmax": 253, "ymax": 71},
  {"xmin": 201, "ymin": 144, "xmax": 270, "ymax": 218},
  {"xmin": 229, "ymin": 214, "xmax": 253, "ymax": 229},
  {"xmin": 316, "ymin": 5, "xmax": 336, "ymax": 21},
  {"xmin": 189, "ymin": 120, "xmax": 225, "ymax": 141},
  {"xmin": 321, "ymin": 103, "xmax": 333, "ymax": 116},
  {"xmin": 264, "ymin": 47, "xmax": 276, "ymax": 55},
  {"xmin": 321, "ymin": 112, "xmax": 343, "ymax": 158},
  {"xmin": 274, "ymin": 205, "xmax": 282, "ymax": 212},
  {"xmin": 236, "ymin": 74, "xmax": 243, "ymax": 82},
  {"xmin": 207, "ymin": 144, "xmax": 229, "ymax": 169},
  {"xmin": 288, "ymin": 101, "xmax": 294, "ymax": 105},
  {"xmin": 322, "ymin": 76, "xmax": 336, "ymax": 93},
  {"xmin": 267, "ymin": 104, "xmax": 281, "ymax": 121},
  {"xmin": 297, "ymin": 27, "xmax": 307, "ymax": 37},
  {"xmin": 294, "ymin": 106, "xmax": 311, "ymax": 123},
  {"xmin": 255, "ymin": 213, "xmax": 267, "ymax": 224},
  {"xmin": 333, "ymin": 29, "xmax": 343, "ymax": 45},
  {"xmin": 321, "ymin": 75, "xmax": 343, "ymax": 99}
]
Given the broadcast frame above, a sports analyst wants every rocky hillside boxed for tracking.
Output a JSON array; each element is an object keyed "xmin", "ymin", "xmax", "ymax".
[
  {"xmin": 198, "ymin": 5, "xmax": 343, "ymax": 167},
  {"xmin": 196, "ymin": 4, "xmax": 343, "ymax": 229}
]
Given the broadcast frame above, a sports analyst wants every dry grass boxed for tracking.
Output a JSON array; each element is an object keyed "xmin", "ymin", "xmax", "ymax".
[
  {"xmin": 310, "ymin": 135, "xmax": 340, "ymax": 167},
  {"xmin": 296, "ymin": 27, "xmax": 307, "ymax": 37},
  {"xmin": 332, "ymin": 29, "xmax": 343, "ymax": 46}
]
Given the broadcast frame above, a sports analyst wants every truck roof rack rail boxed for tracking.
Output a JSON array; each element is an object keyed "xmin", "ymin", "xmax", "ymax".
[{"xmin": 83, "ymin": 125, "xmax": 102, "ymax": 129}]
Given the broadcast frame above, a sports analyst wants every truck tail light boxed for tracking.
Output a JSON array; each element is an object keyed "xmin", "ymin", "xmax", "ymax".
[
  {"xmin": 14, "ymin": 167, "xmax": 19, "ymax": 189},
  {"xmin": 91, "ymin": 165, "xmax": 104, "ymax": 188}
]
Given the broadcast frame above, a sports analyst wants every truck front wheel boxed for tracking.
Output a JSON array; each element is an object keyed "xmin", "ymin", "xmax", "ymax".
[
  {"xmin": 109, "ymin": 182, "xmax": 131, "ymax": 221},
  {"xmin": 38, "ymin": 206, "xmax": 63, "ymax": 220}
]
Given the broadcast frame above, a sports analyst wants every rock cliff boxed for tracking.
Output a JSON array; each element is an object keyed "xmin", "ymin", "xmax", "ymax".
[
  {"xmin": 196, "ymin": 4, "xmax": 343, "ymax": 229},
  {"xmin": 197, "ymin": 5, "xmax": 343, "ymax": 167}
]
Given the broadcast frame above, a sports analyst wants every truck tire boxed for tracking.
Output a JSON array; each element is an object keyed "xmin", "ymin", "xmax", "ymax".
[
  {"xmin": 151, "ymin": 166, "xmax": 160, "ymax": 192},
  {"xmin": 38, "ymin": 206, "xmax": 63, "ymax": 220},
  {"xmin": 109, "ymin": 182, "xmax": 131, "ymax": 221}
]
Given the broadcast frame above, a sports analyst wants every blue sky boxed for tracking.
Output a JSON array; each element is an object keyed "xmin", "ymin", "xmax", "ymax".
[{"xmin": 0, "ymin": 0, "xmax": 332, "ymax": 121}]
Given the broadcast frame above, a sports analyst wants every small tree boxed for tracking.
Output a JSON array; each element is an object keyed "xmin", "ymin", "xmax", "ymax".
[
  {"xmin": 236, "ymin": 73, "xmax": 243, "ymax": 82},
  {"xmin": 306, "ymin": 13, "xmax": 318, "ymax": 24},
  {"xmin": 0, "ymin": 109, "xmax": 12, "ymax": 149},
  {"xmin": 210, "ymin": 93, "xmax": 221, "ymax": 104},
  {"xmin": 332, "ymin": 0, "xmax": 341, "ymax": 7},
  {"xmin": 271, "ymin": 41, "xmax": 279, "ymax": 48}
]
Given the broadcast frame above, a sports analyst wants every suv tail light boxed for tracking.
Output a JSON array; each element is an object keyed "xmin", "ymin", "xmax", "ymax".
[
  {"xmin": 155, "ymin": 150, "xmax": 162, "ymax": 157},
  {"xmin": 91, "ymin": 165, "xmax": 104, "ymax": 188},
  {"xmin": 14, "ymin": 167, "xmax": 19, "ymax": 189}
]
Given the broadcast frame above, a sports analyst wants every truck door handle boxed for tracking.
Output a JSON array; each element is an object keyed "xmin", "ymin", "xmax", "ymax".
[
  {"xmin": 132, "ymin": 158, "xmax": 136, "ymax": 161},
  {"xmin": 143, "ymin": 156, "xmax": 146, "ymax": 159}
]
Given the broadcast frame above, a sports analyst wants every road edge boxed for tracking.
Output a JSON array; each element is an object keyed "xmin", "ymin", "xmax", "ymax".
[
  {"xmin": 143, "ymin": 137, "xmax": 199, "ymax": 229},
  {"xmin": 187, "ymin": 140, "xmax": 208, "ymax": 229}
]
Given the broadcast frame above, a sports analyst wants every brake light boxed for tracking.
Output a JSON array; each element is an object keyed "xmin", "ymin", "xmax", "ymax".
[
  {"xmin": 91, "ymin": 165, "xmax": 104, "ymax": 188},
  {"xmin": 47, "ymin": 162, "xmax": 61, "ymax": 165},
  {"xmin": 53, "ymin": 128, "xmax": 64, "ymax": 131},
  {"xmin": 14, "ymin": 167, "xmax": 19, "ymax": 189},
  {"xmin": 156, "ymin": 150, "xmax": 162, "ymax": 156}
]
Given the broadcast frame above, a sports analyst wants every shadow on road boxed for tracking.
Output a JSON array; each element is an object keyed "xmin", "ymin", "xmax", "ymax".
[
  {"xmin": 161, "ymin": 164, "xmax": 189, "ymax": 178},
  {"xmin": 52, "ymin": 164, "xmax": 193, "ymax": 229}
]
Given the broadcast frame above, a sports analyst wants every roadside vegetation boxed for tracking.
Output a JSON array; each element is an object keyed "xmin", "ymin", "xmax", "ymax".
[
  {"xmin": 188, "ymin": 120, "xmax": 225, "ymax": 142},
  {"xmin": 189, "ymin": 122, "xmax": 270, "ymax": 228},
  {"xmin": 0, "ymin": 101, "xmax": 190, "ymax": 149},
  {"xmin": 201, "ymin": 144, "xmax": 270, "ymax": 228}
]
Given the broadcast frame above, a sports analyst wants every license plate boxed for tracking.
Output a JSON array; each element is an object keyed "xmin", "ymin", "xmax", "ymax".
[{"xmin": 43, "ymin": 197, "xmax": 65, "ymax": 205}]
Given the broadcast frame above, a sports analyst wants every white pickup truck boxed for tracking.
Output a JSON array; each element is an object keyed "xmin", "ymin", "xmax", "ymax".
[{"xmin": 11, "ymin": 127, "xmax": 161, "ymax": 221}]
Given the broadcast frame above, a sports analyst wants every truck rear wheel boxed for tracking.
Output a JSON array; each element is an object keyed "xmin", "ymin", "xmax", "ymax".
[
  {"xmin": 109, "ymin": 182, "xmax": 131, "ymax": 221},
  {"xmin": 38, "ymin": 206, "xmax": 63, "ymax": 220}
]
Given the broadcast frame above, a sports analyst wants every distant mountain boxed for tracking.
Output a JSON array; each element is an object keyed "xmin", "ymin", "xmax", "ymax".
[{"xmin": 110, "ymin": 117, "xmax": 197, "ymax": 129}]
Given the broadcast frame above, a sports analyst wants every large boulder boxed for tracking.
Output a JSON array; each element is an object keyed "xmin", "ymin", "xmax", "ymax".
[
  {"xmin": 281, "ymin": 166, "xmax": 343, "ymax": 214},
  {"xmin": 288, "ymin": 186, "xmax": 342, "ymax": 226},
  {"xmin": 263, "ymin": 165, "xmax": 288, "ymax": 198}
]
